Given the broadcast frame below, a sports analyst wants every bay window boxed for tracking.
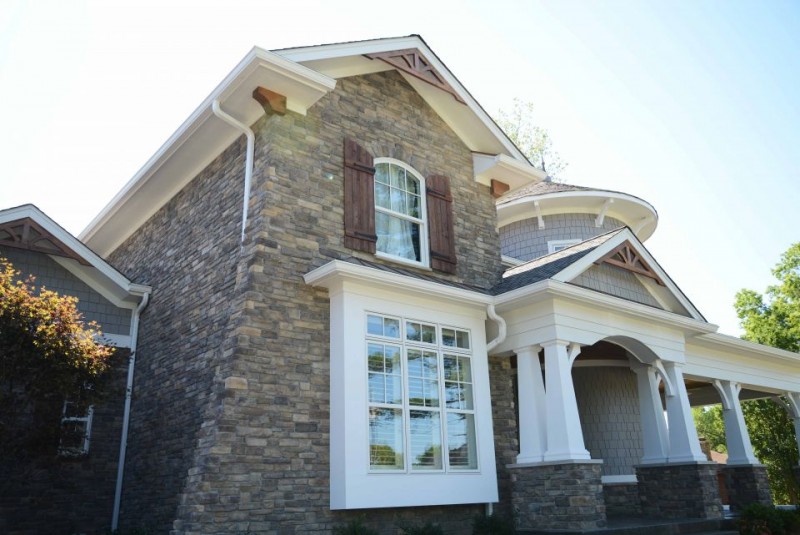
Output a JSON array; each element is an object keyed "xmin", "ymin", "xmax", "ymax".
[{"xmin": 366, "ymin": 313, "xmax": 477, "ymax": 473}]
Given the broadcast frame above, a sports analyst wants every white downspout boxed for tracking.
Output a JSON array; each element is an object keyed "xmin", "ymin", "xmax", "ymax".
[
  {"xmin": 486, "ymin": 304, "xmax": 507, "ymax": 353},
  {"xmin": 211, "ymin": 99, "xmax": 255, "ymax": 244},
  {"xmin": 485, "ymin": 304, "xmax": 506, "ymax": 517},
  {"xmin": 112, "ymin": 292, "xmax": 150, "ymax": 531}
]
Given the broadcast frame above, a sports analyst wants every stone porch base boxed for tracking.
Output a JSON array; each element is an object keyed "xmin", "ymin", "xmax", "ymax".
[
  {"xmin": 636, "ymin": 462, "xmax": 723, "ymax": 520},
  {"xmin": 509, "ymin": 460, "xmax": 606, "ymax": 531},
  {"xmin": 721, "ymin": 464, "xmax": 771, "ymax": 511}
]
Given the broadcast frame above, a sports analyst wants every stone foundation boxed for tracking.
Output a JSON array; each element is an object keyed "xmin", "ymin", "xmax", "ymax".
[
  {"xmin": 603, "ymin": 481, "xmax": 641, "ymax": 516},
  {"xmin": 636, "ymin": 462, "xmax": 723, "ymax": 519},
  {"xmin": 721, "ymin": 464, "xmax": 772, "ymax": 511},
  {"xmin": 510, "ymin": 460, "xmax": 606, "ymax": 530}
]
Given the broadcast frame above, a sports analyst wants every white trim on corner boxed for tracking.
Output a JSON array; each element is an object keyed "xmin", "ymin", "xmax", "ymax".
[
  {"xmin": 473, "ymin": 153, "xmax": 547, "ymax": 190},
  {"xmin": 304, "ymin": 260, "xmax": 493, "ymax": 307}
]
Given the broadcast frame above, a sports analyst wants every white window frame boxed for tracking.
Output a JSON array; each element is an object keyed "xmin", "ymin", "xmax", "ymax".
[
  {"xmin": 548, "ymin": 239, "xmax": 581, "ymax": 254},
  {"xmin": 365, "ymin": 313, "xmax": 479, "ymax": 475},
  {"xmin": 373, "ymin": 158, "xmax": 429, "ymax": 269},
  {"xmin": 59, "ymin": 401, "xmax": 94, "ymax": 456},
  {"xmin": 324, "ymin": 279, "xmax": 498, "ymax": 510}
]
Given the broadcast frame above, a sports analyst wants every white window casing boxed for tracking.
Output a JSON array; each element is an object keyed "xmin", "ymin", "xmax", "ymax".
[{"xmin": 328, "ymin": 279, "xmax": 497, "ymax": 510}]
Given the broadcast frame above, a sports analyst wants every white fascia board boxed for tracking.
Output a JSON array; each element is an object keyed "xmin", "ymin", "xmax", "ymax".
[
  {"xmin": 473, "ymin": 153, "xmax": 547, "ymax": 189},
  {"xmin": 278, "ymin": 36, "xmax": 528, "ymax": 162},
  {"xmin": 494, "ymin": 278, "xmax": 717, "ymax": 337},
  {"xmin": 0, "ymin": 205, "xmax": 150, "ymax": 303},
  {"xmin": 304, "ymin": 260, "xmax": 492, "ymax": 308},
  {"xmin": 81, "ymin": 48, "xmax": 335, "ymax": 256},
  {"xmin": 551, "ymin": 228, "xmax": 706, "ymax": 322},
  {"xmin": 692, "ymin": 333, "xmax": 800, "ymax": 364}
]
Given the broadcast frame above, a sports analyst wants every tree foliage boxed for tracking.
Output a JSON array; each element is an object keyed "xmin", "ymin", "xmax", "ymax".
[
  {"xmin": 734, "ymin": 242, "xmax": 800, "ymax": 503},
  {"xmin": 693, "ymin": 405, "xmax": 727, "ymax": 453},
  {"xmin": 495, "ymin": 98, "xmax": 568, "ymax": 178},
  {"xmin": 0, "ymin": 257, "xmax": 116, "ymax": 455}
]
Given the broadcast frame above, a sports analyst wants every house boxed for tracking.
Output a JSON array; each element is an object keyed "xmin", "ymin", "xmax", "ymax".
[
  {"xmin": 0, "ymin": 204, "xmax": 149, "ymax": 534},
  {"xmin": 7, "ymin": 35, "xmax": 800, "ymax": 533}
]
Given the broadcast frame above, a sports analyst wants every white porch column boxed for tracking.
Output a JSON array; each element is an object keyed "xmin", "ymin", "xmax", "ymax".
[
  {"xmin": 543, "ymin": 340, "xmax": 590, "ymax": 462},
  {"xmin": 632, "ymin": 364, "xmax": 669, "ymax": 464},
  {"xmin": 663, "ymin": 362, "xmax": 707, "ymax": 463},
  {"xmin": 515, "ymin": 345, "xmax": 546, "ymax": 463},
  {"xmin": 712, "ymin": 380, "xmax": 759, "ymax": 465},
  {"xmin": 784, "ymin": 392, "xmax": 800, "ymax": 465}
]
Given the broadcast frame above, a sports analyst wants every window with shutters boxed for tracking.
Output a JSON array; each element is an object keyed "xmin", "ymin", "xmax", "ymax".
[
  {"xmin": 374, "ymin": 159, "xmax": 428, "ymax": 267},
  {"xmin": 343, "ymin": 139, "xmax": 457, "ymax": 274}
]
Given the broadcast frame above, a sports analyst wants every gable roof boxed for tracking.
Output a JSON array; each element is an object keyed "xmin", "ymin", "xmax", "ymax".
[
  {"xmin": 493, "ymin": 226, "xmax": 706, "ymax": 321},
  {"xmin": 0, "ymin": 204, "xmax": 150, "ymax": 308},
  {"xmin": 81, "ymin": 35, "xmax": 545, "ymax": 257}
]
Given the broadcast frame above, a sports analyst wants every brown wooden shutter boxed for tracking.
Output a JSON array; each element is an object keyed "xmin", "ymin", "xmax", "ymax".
[
  {"xmin": 343, "ymin": 138, "xmax": 377, "ymax": 253},
  {"xmin": 426, "ymin": 174, "xmax": 457, "ymax": 274}
]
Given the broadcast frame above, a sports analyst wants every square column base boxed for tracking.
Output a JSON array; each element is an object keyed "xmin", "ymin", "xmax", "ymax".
[
  {"xmin": 721, "ymin": 464, "xmax": 772, "ymax": 511},
  {"xmin": 509, "ymin": 460, "xmax": 606, "ymax": 530},
  {"xmin": 636, "ymin": 462, "xmax": 723, "ymax": 519}
]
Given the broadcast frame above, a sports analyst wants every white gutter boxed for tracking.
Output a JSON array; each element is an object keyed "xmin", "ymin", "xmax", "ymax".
[
  {"xmin": 112, "ymin": 292, "xmax": 150, "ymax": 531},
  {"xmin": 486, "ymin": 304, "xmax": 507, "ymax": 353},
  {"xmin": 211, "ymin": 100, "xmax": 255, "ymax": 243}
]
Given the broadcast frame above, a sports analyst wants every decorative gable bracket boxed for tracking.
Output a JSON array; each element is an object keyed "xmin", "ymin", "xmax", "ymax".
[
  {"xmin": 595, "ymin": 241, "xmax": 664, "ymax": 286},
  {"xmin": 0, "ymin": 217, "xmax": 88, "ymax": 265},
  {"xmin": 365, "ymin": 48, "xmax": 465, "ymax": 103}
]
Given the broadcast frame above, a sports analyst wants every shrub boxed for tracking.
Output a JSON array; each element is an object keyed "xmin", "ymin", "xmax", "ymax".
[
  {"xmin": 333, "ymin": 518, "xmax": 379, "ymax": 535},
  {"xmin": 397, "ymin": 520, "xmax": 444, "ymax": 535},
  {"xmin": 739, "ymin": 504, "xmax": 800, "ymax": 535},
  {"xmin": 473, "ymin": 513, "xmax": 514, "ymax": 535}
]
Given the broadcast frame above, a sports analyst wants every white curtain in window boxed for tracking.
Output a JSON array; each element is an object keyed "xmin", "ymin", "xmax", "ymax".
[{"xmin": 377, "ymin": 212, "xmax": 416, "ymax": 260}]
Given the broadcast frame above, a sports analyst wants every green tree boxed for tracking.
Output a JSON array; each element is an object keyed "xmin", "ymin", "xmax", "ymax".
[
  {"xmin": 693, "ymin": 405, "xmax": 727, "ymax": 453},
  {"xmin": 735, "ymin": 242, "xmax": 800, "ymax": 503},
  {"xmin": 0, "ymin": 257, "xmax": 116, "ymax": 456},
  {"xmin": 495, "ymin": 98, "xmax": 568, "ymax": 178}
]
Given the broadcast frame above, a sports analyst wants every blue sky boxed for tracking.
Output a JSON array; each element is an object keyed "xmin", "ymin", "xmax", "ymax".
[{"xmin": 2, "ymin": 0, "xmax": 798, "ymax": 336}]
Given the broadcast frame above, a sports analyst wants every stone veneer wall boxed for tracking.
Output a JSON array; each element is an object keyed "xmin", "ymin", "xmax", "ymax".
[
  {"xmin": 510, "ymin": 461, "xmax": 606, "ymax": 530},
  {"xmin": 108, "ymin": 139, "xmax": 249, "ymax": 533},
  {"xmin": 721, "ymin": 465, "xmax": 772, "ymax": 511},
  {"xmin": 110, "ymin": 70, "xmax": 504, "ymax": 534},
  {"xmin": 500, "ymin": 214, "xmax": 624, "ymax": 262},
  {"xmin": 489, "ymin": 356, "xmax": 519, "ymax": 518},
  {"xmin": 1, "ymin": 246, "xmax": 132, "ymax": 335},
  {"xmin": 603, "ymin": 483, "xmax": 641, "ymax": 516},
  {"xmin": 637, "ymin": 463, "xmax": 723, "ymax": 519},
  {"xmin": 0, "ymin": 352, "xmax": 128, "ymax": 534},
  {"xmin": 573, "ymin": 367, "xmax": 644, "ymax": 476}
]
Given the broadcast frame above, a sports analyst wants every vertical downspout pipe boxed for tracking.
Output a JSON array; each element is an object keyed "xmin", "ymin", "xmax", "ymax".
[
  {"xmin": 485, "ymin": 304, "xmax": 506, "ymax": 517},
  {"xmin": 112, "ymin": 292, "xmax": 150, "ymax": 530},
  {"xmin": 211, "ymin": 99, "xmax": 255, "ymax": 243}
]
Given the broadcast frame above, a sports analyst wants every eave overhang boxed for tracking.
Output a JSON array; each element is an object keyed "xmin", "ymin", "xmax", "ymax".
[
  {"xmin": 304, "ymin": 259, "xmax": 492, "ymax": 308},
  {"xmin": 1, "ymin": 205, "xmax": 151, "ymax": 308},
  {"xmin": 497, "ymin": 189, "xmax": 659, "ymax": 242},
  {"xmin": 690, "ymin": 332, "xmax": 800, "ymax": 364},
  {"xmin": 80, "ymin": 48, "xmax": 336, "ymax": 257},
  {"xmin": 473, "ymin": 153, "xmax": 548, "ymax": 191},
  {"xmin": 494, "ymin": 278, "xmax": 718, "ymax": 338}
]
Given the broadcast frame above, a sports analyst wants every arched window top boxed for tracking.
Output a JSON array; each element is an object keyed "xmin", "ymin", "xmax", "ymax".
[{"xmin": 374, "ymin": 159, "xmax": 428, "ymax": 267}]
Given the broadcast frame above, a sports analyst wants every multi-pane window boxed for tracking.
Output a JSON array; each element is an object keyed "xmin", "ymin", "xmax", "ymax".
[
  {"xmin": 59, "ymin": 401, "xmax": 93, "ymax": 456},
  {"xmin": 366, "ymin": 313, "xmax": 477, "ymax": 473},
  {"xmin": 374, "ymin": 161, "xmax": 427, "ymax": 264}
]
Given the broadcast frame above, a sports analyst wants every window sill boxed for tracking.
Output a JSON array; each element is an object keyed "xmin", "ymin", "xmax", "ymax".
[{"xmin": 375, "ymin": 251, "xmax": 432, "ymax": 271}]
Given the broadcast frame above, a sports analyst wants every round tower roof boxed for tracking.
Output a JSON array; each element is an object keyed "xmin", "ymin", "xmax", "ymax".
[{"xmin": 496, "ymin": 179, "xmax": 659, "ymax": 241}]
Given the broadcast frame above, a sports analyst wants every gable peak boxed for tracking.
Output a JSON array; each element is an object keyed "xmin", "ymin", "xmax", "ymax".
[{"xmin": 365, "ymin": 48, "xmax": 464, "ymax": 103}]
